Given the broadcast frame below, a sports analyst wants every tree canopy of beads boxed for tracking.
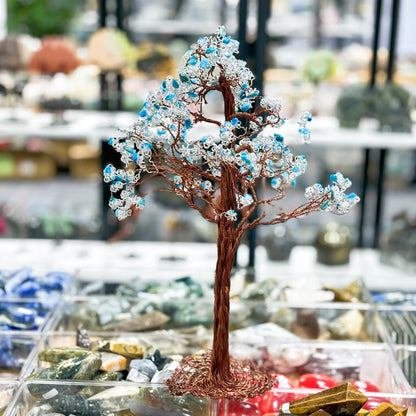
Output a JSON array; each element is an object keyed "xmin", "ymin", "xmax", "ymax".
[
  {"xmin": 104, "ymin": 26, "xmax": 358, "ymax": 226},
  {"xmin": 103, "ymin": 26, "xmax": 359, "ymax": 400}
]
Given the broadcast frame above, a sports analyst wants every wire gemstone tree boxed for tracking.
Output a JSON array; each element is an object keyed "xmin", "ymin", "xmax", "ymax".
[{"xmin": 104, "ymin": 27, "xmax": 359, "ymax": 399}]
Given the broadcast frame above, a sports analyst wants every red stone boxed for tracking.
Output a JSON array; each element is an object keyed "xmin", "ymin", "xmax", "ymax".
[
  {"xmin": 362, "ymin": 396, "xmax": 391, "ymax": 411},
  {"xmin": 218, "ymin": 399, "xmax": 262, "ymax": 416},
  {"xmin": 351, "ymin": 380, "xmax": 380, "ymax": 393},
  {"xmin": 248, "ymin": 389, "xmax": 297, "ymax": 415},
  {"xmin": 298, "ymin": 373, "xmax": 338, "ymax": 389},
  {"xmin": 272, "ymin": 373, "xmax": 296, "ymax": 389}
]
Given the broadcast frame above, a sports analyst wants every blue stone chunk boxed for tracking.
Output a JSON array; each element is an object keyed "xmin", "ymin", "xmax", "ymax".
[
  {"xmin": 129, "ymin": 358, "xmax": 158, "ymax": 379},
  {"xmin": 0, "ymin": 335, "xmax": 12, "ymax": 350},
  {"xmin": 0, "ymin": 351, "xmax": 16, "ymax": 368},
  {"xmin": 7, "ymin": 306, "xmax": 36, "ymax": 325},
  {"xmin": 17, "ymin": 281, "xmax": 41, "ymax": 297},
  {"xmin": 5, "ymin": 267, "xmax": 32, "ymax": 294}
]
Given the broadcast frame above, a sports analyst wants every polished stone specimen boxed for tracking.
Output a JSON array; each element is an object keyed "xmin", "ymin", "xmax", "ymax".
[
  {"xmin": 367, "ymin": 402, "xmax": 407, "ymax": 416},
  {"xmin": 288, "ymin": 382, "xmax": 368, "ymax": 415},
  {"xmin": 99, "ymin": 352, "xmax": 129, "ymax": 372},
  {"xmin": 39, "ymin": 347, "xmax": 91, "ymax": 363}
]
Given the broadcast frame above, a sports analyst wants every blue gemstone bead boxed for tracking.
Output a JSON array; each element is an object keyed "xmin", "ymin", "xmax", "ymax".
[
  {"xmin": 165, "ymin": 94, "xmax": 175, "ymax": 101},
  {"xmin": 172, "ymin": 79, "xmax": 179, "ymax": 88},
  {"xmin": 188, "ymin": 56, "xmax": 197, "ymax": 66},
  {"xmin": 179, "ymin": 74, "xmax": 188, "ymax": 82},
  {"xmin": 330, "ymin": 174, "xmax": 338, "ymax": 182},
  {"xmin": 184, "ymin": 119, "xmax": 192, "ymax": 129},
  {"xmin": 231, "ymin": 118, "xmax": 238, "ymax": 126},
  {"xmin": 205, "ymin": 46, "xmax": 216, "ymax": 54},
  {"xmin": 139, "ymin": 109, "xmax": 147, "ymax": 117},
  {"xmin": 241, "ymin": 104, "xmax": 250, "ymax": 112},
  {"xmin": 199, "ymin": 59, "xmax": 208, "ymax": 68}
]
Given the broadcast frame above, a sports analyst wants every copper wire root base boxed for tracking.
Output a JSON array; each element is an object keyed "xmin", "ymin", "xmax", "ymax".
[{"xmin": 165, "ymin": 350, "xmax": 275, "ymax": 400}]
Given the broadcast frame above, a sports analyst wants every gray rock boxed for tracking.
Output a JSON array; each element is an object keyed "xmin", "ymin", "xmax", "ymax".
[
  {"xmin": 126, "ymin": 368, "xmax": 150, "ymax": 383},
  {"xmin": 150, "ymin": 361, "xmax": 179, "ymax": 384},
  {"xmin": 129, "ymin": 358, "xmax": 158, "ymax": 379}
]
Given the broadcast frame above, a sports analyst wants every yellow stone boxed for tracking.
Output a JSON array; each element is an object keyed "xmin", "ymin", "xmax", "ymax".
[
  {"xmin": 310, "ymin": 410, "xmax": 332, "ymax": 416},
  {"xmin": 99, "ymin": 352, "xmax": 129, "ymax": 372},
  {"xmin": 289, "ymin": 382, "xmax": 368, "ymax": 415},
  {"xmin": 108, "ymin": 340, "xmax": 144, "ymax": 358},
  {"xmin": 367, "ymin": 402, "xmax": 407, "ymax": 416},
  {"xmin": 356, "ymin": 408, "xmax": 369, "ymax": 416}
]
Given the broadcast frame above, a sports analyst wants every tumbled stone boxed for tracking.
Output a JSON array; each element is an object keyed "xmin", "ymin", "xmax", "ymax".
[
  {"xmin": 100, "ymin": 352, "xmax": 128, "ymax": 372},
  {"xmin": 288, "ymin": 382, "xmax": 368, "ymax": 415},
  {"xmin": 126, "ymin": 368, "xmax": 150, "ymax": 383},
  {"xmin": 129, "ymin": 358, "xmax": 157, "ymax": 379}
]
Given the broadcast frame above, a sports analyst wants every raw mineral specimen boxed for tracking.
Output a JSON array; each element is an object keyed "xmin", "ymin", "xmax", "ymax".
[
  {"xmin": 367, "ymin": 402, "xmax": 407, "ymax": 416},
  {"xmin": 97, "ymin": 339, "xmax": 145, "ymax": 359},
  {"xmin": 102, "ymin": 310, "xmax": 170, "ymax": 332},
  {"xmin": 288, "ymin": 382, "xmax": 368, "ymax": 415},
  {"xmin": 39, "ymin": 347, "xmax": 91, "ymax": 364},
  {"xmin": 29, "ymin": 353, "xmax": 102, "ymax": 397}
]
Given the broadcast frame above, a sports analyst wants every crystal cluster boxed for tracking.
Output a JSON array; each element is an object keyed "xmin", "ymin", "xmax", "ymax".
[{"xmin": 104, "ymin": 26, "xmax": 359, "ymax": 221}]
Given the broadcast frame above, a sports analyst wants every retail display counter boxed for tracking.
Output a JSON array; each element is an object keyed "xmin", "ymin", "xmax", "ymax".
[{"xmin": 1, "ymin": 239, "xmax": 416, "ymax": 415}]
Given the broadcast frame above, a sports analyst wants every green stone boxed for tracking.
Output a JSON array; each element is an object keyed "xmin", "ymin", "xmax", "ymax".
[{"xmin": 39, "ymin": 347, "xmax": 91, "ymax": 364}]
